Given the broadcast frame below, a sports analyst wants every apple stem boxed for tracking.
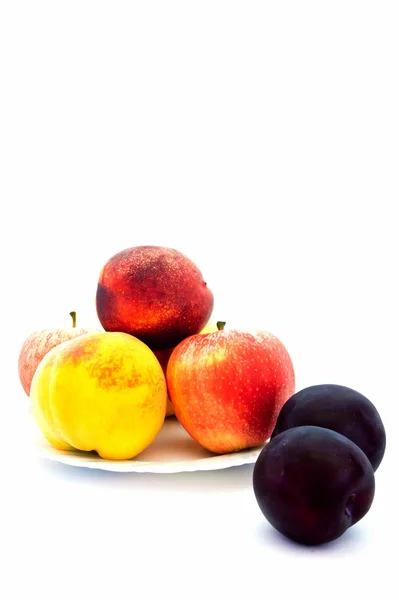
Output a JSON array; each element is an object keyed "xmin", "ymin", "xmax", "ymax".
[
  {"xmin": 216, "ymin": 321, "xmax": 226, "ymax": 331},
  {"xmin": 70, "ymin": 311, "xmax": 77, "ymax": 328}
]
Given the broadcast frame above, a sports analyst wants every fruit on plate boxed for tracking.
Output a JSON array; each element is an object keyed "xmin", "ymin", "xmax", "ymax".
[
  {"xmin": 154, "ymin": 321, "xmax": 219, "ymax": 417},
  {"xmin": 30, "ymin": 331, "xmax": 167, "ymax": 460},
  {"xmin": 166, "ymin": 323, "xmax": 295, "ymax": 453},
  {"xmin": 18, "ymin": 312, "xmax": 99, "ymax": 396},
  {"xmin": 96, "ymin": 246, "xmax": 214, "ymax": 350},
  {"xmin": 253, "ymin": 426, "xmax": 375, "ymax": 545},
  {"xmin": 271, "ymin": 384, "xmax": 386, "ymax": 471}
]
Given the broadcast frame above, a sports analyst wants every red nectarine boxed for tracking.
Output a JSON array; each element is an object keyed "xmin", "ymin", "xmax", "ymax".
[{"xmin": 96, "ymin": 246, "xmax": 214, "ymax": 350}]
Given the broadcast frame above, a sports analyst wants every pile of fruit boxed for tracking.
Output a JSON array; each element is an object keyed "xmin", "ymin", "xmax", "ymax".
[{"xmin": 18, "ymin": 245, "xmax": 386, "ymax": 546}]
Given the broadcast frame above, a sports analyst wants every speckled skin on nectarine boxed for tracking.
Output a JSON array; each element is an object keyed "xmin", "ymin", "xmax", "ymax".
[{"xmin": 96, "ymin": 246, "xmax": 214, "ymax": 350}]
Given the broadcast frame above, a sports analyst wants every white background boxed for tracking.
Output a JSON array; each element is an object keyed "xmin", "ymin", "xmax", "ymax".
[{"xmin": 1, "ymin": 1, "xmax": 398, "ymax": 598}]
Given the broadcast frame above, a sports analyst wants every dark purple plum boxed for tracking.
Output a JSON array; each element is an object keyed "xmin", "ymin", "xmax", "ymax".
[
  {"xmin": 271, "ymin": 384, "xmax": 386, "ymax": 471},
  {"xmin": 253, "ymin": 426, "xmax": 375, "ymax": 546}
]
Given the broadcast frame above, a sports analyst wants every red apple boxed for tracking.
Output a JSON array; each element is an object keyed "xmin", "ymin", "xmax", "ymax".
[
  {"xmin": 18, "ymin": 312, "xmax": 100, "ymax": 396},
  {"xmin": 96, "ymin": 246, "xmax": 214, "ymax": 350},
  {"xmin": 166, "ymin": 323, "xmax": 295, "ymax": 453}
]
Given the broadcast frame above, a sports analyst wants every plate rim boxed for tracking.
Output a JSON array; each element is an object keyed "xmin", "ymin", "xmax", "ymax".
[
  {"xmin": 35, "ymin": 446, "xmax": 263, "ymax": 473},
  {"xmin": 28, "ymin": 410, "xmax": 266, "ymax": 473}
]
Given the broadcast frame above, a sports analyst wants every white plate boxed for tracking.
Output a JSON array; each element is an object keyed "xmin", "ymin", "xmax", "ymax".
[{"xmin": 31, "ymin": 416, "xmax": 265, "ymax": 473}]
